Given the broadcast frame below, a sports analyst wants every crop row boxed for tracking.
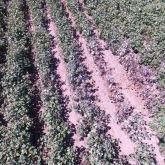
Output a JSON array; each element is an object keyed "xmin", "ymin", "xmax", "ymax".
[
  {"xmin": 67, "ymin": 0, "xmax": 108, "ymax": 76},
  {"xmin": 0, "ymin": 0, "xmax": 7, "ymax": 126},
  {"xmin": 47, "ymin": 0, "xmax": 129, "ymax": 164},
  {"xmin": 65, "ymin": 1, "xmax": 159, "ymax": 164},
  {"xmin": 0, "ymin": 0, "xmax": 40, "ymax": 164},
  {"xmin": 83, "ymin": 0, "xmax": 165, "ymax": 155},
  {"xmin": 26, "ymin": 0, "xmax": 76, "ymax": 164},
  {"xmin": 85, "ymin": 0, "xmax": 165, "ymax": 68}
]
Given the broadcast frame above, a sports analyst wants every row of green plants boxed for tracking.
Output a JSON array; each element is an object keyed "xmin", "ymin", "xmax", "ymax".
[
  {"xmin": 84, "ymin": 0, "xmax": 165, "ymax": 155},
  {"xmin": 0, "ymin": 0, "xmax": 41, "ymax": 164},
  {"xmin": 65, "ymin": 1, "xmax": 160, "ymax": 164},
  {"xmin": 0, "ymin": 0, "xmax": 7, "ymax": 123},
  {"xmin": 47, "ymin": 0, "xmax": 128, "ymax": 164},
  {"xmin": 67, "ymin": 0, "xmax": 92, "ymax": 39},
  {"xmin": 85, "ymin": 0, "xmax": 165, "ymax": 69},
  {"xmin": 0, "ymin": 0, "xmax": 8, "ymax": 157},
  {"xmin": 67, "ymin": 0, "xmax": 107, "ymax": 75},
  {"xmin": 67, "ymin": 0, "xmax": 165, "ymax": 157},
  {"xmin": 26, "ymin": 0, "xmax": 76, "ymax": 164}
]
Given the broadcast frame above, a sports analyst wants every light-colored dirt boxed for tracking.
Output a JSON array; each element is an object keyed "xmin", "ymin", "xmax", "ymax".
[
  {"xmin": 64, "ymin": 1, "xmax": 164, "ymax": 164},
  {"xmin": 83, "ymin": 10, "xmax": 148, "ymax": 116},
  {"xmin": 103, "ymin": 50, "xmax": 148, "ymax": 114},
  {"xmin": 79, "ymin": 36, "xmax": 136, "ymax": 155},
  {"xmin": 47, "ymin": 9, "xmax": 73, "ymax": 106},
  {"xmin": 63, "ymin": 1, "xmax": 136, "ymax": 156},
  {"xmin": 144, "ymin": 135, "xmax": 164, "ymax": 164},
  {"xmin": 29, "ymin": 13, "xmax": 36, "ymax": 32},
  {"xmin": 46, "ymin": 7, "xmax": 86, "ymax": 148},
  {"xmin": 81, "ymin": 6, "xmax": 164, "ymax": 165},
  {"xmin": 95, "ymin": 29, "xmax": 164, "ymax": 165}
]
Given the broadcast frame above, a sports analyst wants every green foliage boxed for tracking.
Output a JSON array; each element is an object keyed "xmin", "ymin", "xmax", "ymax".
[
  {"xmin": 27, "ymin": 0, "xmax": 76, "ymax": 164},
  {"xmin": 85, "ymin": 0, "xmax": 165, "ymax": 67},
  {"xmin": 0, "ymin": 0, "xmax": 40, "ymax": 164},
  {"xmin": 131, "ymin": 142, "xmax": 157, "ymax": 165},
  {"xmin": 66, "ymin": 0, "xmax": 165, "ymax": 161},
  {"xmin": 47, "ymin": 0, "xmax": 127, "ymax": 163},
  {"xmin": 87, "ymin": 132, "xmax": 128, "ymax": 165},
  {"xmin": 85, "ymin": 0, "xmax": 165, "ymax": 78},
  {"xmin": 1, "ymin": 0, "xmax": 164, "ymax": 163},
  {"xmin": 74, "ymin": 0, "xmax": 165, "ymax": 156},
  {"xmin": 151, "ymin": 106, "xmax": 165, "ymax": 154}
]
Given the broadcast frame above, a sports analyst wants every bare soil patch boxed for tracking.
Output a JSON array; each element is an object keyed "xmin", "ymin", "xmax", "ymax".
[
  {"xmin": 82, "ymin": 6, "xmax": 164, "ymax": 165},
  {"xmin": 63, "ymin": 1, "xmax": 136, "ymax": 156},
  {"xmin": 64, "ymin": 1, "xmax": 164, "ymax": 164},
  {"xmin": 47, "ymin": 7, "xmax": 85, "ymax": 148}
]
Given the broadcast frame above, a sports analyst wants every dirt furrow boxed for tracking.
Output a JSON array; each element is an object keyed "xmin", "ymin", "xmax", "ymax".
[
  {"xmin": 79, "ymin": 3, "xmax": 164, "ymax": 164},
  {"xmin": 63, "ymin": 1, "xmax": 136, "ymax": 156},
  {"xmin": 117, "ymin": 41, "xmax": 165, "ymax": 145},
  {"xmin": 46, "ymin": 7, "xmax": 85, "ymax": 148},
  {"xmin": 82, "ymin": 9, "xmax": 147, "ymax": 116},
  {"xmin": 80, "ymin": 36, "xmax": 136, "ymax": 156},
  {"xmin": 104, "ymin": 51, "xmax": 147, "ymax": 112},
  {"xmin": 90, "ymin": 24, "xmax": 164, "ymax": 165},
  {"xmin": 47, "ymin": 8, "xmax": 73, "ymax": 109}
]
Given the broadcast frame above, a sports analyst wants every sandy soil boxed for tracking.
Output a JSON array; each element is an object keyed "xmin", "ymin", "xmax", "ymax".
[
  {"xmin": 26, "ymin": 0, "xmax": 165, "ymax": 163},
  {"xmin": 80, "ymin": 36, "xmax": 136, "ymax": 155},
  {"xmin": 63, "ymin": 1, "xmax": 135, "ymax": 156},
  {"xmin": 64, "ymin": 1, "xmax": 164, "ymax": 164},
  {"xmin": 81, "ymin": 5, "xmax": 164, "ymax": 165},
  {"xmin": 28, "ymin": 12, "xmax": 36, "ymax": 32},
  {"xmin": 46, "ymin": 7, "xmax": 86, "ymax": 148},
  {"xmin": 103, "ymin": 50, "xmax": 148, "ymax": 115},
  {"xmin": 94, "ymin": 28, "xmax": 164, "ymax": 165}
]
